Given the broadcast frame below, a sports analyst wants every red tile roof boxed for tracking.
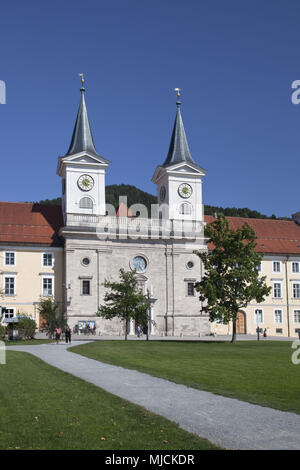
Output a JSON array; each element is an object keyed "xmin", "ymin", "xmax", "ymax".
[
  {"xmin": 0, "ymin": 202, "xmax": 63, "ymax": 246},
  {"xmin": 0, "ymin": 202, "xmax": 299, "ymax": 254},
  {"xmin": 204, "ymin": 215, "xmax": 300, "ymax": 254}
]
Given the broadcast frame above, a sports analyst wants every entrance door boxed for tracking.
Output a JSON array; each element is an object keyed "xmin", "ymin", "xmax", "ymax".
[{"xmin": 236, "ymin": 310, "xmax": 246, "ymax": 334}]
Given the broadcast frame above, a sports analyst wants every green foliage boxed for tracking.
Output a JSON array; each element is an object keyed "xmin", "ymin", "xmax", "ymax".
[
  {"xmin": 0, "ymin": 324, "xmax": 6, "ymax": 340},
  {"xmin": 202, "ymin": 205, "xmax": 291, "ymax": 220},
  {"xmin": 38, "ymin": 298, "xmax": 66, "ymax": 338},
  {"xmin": 194, "ymin": 214, "xmax": 271, "ymax": 343},
  {"xmin": 14, "ymin": 316, "xmax": 37, "ymax": 340},
  {"xmin": 38, "ymin": 197, "xmax": 62, "ymax": 206},
  {"xmin": 204, "ymin": 205, "xmax": 270, "ymax": 219},
  {"xmin": 97, "ymin": 269, "xmax": 150, "ymax": 340}
]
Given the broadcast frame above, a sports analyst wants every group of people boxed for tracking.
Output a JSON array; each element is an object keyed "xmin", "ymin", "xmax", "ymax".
[{"xmin": 54, "ymin": 326, "xmax": 72, "ymax": 344}]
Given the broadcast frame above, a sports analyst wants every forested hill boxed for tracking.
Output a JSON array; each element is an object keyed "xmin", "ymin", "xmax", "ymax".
[{"xmin": 38, "ymin": 184, "xmax": 291, "ymax": 220}]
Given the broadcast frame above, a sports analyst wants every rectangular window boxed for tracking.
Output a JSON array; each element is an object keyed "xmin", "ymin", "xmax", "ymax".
[
  {"xmin": 42, "ymin": 277, "xmax": 53, "ymax": 296},
  {"xmin": 82, "ymin": 280, "xmax": 90, "ymax": 295},
  {"xmin": 4, "ymin": 277, "xmax": 15, "ymax": 295},
  {"xmin": 2, "ymin": 308, "xmax": 15, "ymax": 319},
  {"xmin": 292, "ymin": 262, "xmax": 300, "ymax": 273},
  {"xmin": 255, "ymin": 309, "xmax": 263, "ymax": 324},
  {"xmin": 43, "ymin": 253, "xmax": 53, "ymax": 267},
  {"xmin": 4, "ymin": 252, "xmax": 15, "ymax": 266},
  {"xmin": 294, "ymin": 310, "xmax": 300, "ymax": 323},
  {"xmin": 274, "ymin": 310, "xmax": 282, "ymax": 324},
  {"xmin": 293, "ymin": 283, "xmax": 300, "ymax": 299},
  {"xmin": 273, "ymin": 282, "xmax": 282, "ymax": 298},
  {"xmin": 273, "ymin": 261, "xmax": 281, "ymax": 273},
  {"xmin": 187, "ymin": 282, "xmax": 195, "ymax": 296}
]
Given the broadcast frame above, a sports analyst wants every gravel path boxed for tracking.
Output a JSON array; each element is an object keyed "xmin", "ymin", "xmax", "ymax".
[{"xmin": 6, "ymin": 341, "xmax": 300, "ymax": 450}]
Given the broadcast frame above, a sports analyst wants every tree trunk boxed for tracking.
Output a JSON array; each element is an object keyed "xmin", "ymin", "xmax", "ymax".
[
  {"xmin": 231, "ymin": 317, "xmax": 237, "ymax": 344},
  {"xmin": 125, "ymin": 319, "xmax": 128, "ymax": 341}
]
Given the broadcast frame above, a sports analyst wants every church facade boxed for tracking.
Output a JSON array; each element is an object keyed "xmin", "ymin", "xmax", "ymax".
[
  {"xmin": 56, "ymin": 84, "xmax": 210, "ymax": 336},
  {"xmin": 1, "ymin": 84, "xmax": 300, "ymax": 338}
]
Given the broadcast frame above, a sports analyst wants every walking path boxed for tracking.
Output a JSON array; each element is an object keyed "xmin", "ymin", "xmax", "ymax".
[{"xmin": 6, "ymin": 341, "xmax": 300, "ymax": 450}]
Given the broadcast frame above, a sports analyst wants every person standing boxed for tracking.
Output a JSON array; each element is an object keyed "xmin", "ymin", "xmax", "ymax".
[
  {"xmin": 65, "ymin": 326, "xmax": 72, "ymax": 344},
  {"xmin": 137, "ymin": 324, "xmax": 141, "ymax": 338},
  {"xmin": 263, "ymin": 328, "xmax": 267, "ymax": 338}
]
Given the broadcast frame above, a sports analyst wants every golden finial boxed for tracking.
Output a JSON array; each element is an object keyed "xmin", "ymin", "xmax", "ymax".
[
  {"xmin": 174, "ymin": 87, "xmax": 181, "ymax": 106},
  {"xmin": 78, "ymin": 73, "xmax": 85, "ymax": 90}
]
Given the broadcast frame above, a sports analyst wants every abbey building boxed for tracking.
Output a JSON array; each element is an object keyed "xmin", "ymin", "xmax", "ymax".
[{"xmin": 1, "ymin": 85, "xmax": 300, "ymax": 338}]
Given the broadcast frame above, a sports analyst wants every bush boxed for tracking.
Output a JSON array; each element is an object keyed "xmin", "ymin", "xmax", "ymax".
[{"xmin": 15, "ymin": 317, "xmax": 37, "ymax": 340}]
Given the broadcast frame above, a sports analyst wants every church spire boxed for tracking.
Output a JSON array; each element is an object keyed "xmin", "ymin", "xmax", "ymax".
[
  {"xmin": 162, "ymin": 88, "xmax": 195, "ymax": 168},
  {"xmin": 65, "ymin": 75, "xmax": 99, "ymax": 157}
]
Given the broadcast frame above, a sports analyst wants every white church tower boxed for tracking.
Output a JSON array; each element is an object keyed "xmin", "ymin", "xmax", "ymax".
[
  {"xmin": 152, "ymin": 89, "xmax": 206, "ymax": 222},
  {"xmin": 57, "ymin": 76, "xmax": 110, "ymax": 223}
]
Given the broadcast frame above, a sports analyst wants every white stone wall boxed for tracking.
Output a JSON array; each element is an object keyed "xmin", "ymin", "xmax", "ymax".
[{"xmin": 63, "ymin": 234, "xmax": 210, "ymax": 337}]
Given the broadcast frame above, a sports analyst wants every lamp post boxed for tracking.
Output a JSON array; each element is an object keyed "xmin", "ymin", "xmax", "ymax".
[
  {"xmin": 143, "ymin": 289, "xmax": 157, "ymax": 341},
  {"xmin": 256, "ymin": 310, "xmax": 260, "ymax": 341},
  {"xmin": 145, "ymin": 290, "xmax": 151, "ymax": 342}
]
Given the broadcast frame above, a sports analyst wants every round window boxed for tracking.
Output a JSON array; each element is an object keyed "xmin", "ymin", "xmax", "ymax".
[
  {"xmin": 132, "ymin": 256, "xmax": 147, "ymax": 272},
  {"xmin": 187, "ymin": 261, "xmax": 194, "ymax": 269},
  {"xmin": 82, "ymin": 257, "xmax": 90, "ymax": 266}
]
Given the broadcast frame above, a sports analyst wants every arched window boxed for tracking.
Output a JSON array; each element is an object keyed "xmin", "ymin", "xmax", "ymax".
[
  {"xmin": 179, "ymin": 202, "xmax": 192, "ymax": 215},
  {"xmin": 79, "ymin": 197, "xmax": 93, "ymax": 209}
]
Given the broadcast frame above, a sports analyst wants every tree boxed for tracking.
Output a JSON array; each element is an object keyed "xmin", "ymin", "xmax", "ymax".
[
  {"xmin": 194, "ymin": 214, "xmax": 271, "ymax": 343},
  {"xmin": 38, "ymin": 297, "xmax": 66, "ymax": 338},
  {"xmin": 96, "ymin": 269, "xmax": 150, "ymax": 340}
]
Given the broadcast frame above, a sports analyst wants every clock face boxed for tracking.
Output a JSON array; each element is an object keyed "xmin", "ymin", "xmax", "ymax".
[
  {"xmin": 132, "ymin": 256, "xmax": 147, "ymax": 272},
  {"xmin": 178, "ymin": 183, "xmax": 193, "ymax": 199},
  {"xmin": 160, "ymin": 185, "xmax": 166, "ymax": 202},
  {"xmin": 78, "ymin": 174, "xmax": 94, "ymax": 191}
]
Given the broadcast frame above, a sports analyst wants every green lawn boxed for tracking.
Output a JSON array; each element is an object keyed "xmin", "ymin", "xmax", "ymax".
[
  {"xmin": 70, "ymin": 340, "xmax": 300, "ymax": 414},
  {"xmin": 0, "ymin": 351, "xmax": 220, "ymax": 450}
]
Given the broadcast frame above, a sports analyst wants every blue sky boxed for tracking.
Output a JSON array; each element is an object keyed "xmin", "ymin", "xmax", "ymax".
[{"xmin": 0, "ymin": 0, "xmax": 300, "ymax": 218}]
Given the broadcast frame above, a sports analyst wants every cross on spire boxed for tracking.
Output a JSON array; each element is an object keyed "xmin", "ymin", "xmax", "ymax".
[
  {"xmin": 78, "ymin": 73, "xmax": 85, "ymax": 91},
  {"xmin": 174, "ymin": 87, "xmax": 181, "ymax": 106}
]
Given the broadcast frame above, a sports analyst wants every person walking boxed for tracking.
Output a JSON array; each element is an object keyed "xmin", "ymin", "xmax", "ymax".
[
  {"xmin": 65, "ymin": 326, "xmax": 72, "ymax": 344},
  {"xmin": 137, "ymin": 324, "xmax": 141, "ymax": 338},
  {"xmin": 55, "ymin": 326, "xmax": 62, "ymax": 344}
]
